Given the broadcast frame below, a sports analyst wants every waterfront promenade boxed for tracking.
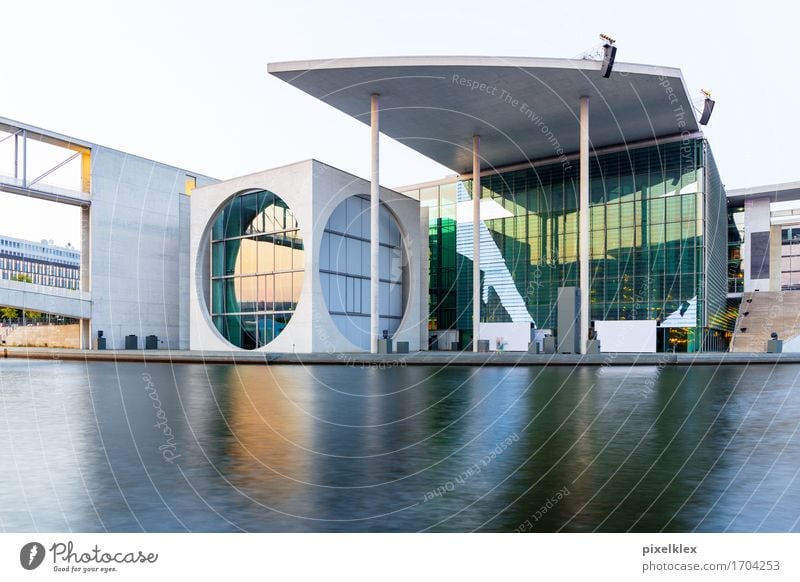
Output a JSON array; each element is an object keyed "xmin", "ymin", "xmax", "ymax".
[{"xmin": 3, "ymin": 346, "xmax": 799, "ymax": 366}]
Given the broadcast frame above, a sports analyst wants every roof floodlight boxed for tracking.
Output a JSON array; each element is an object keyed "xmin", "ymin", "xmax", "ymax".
[
  {"xmin": 600, "ymin": 35, "xmax": 617, "ymax": 78},
  {"xmin": 699, "ymin": 89, "xmax": 715, "ymax": 125}
]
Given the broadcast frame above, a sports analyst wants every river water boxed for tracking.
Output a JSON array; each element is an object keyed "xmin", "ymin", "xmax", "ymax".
[{"xmin": 1, "ymin": 360, "xmax": 798, "ymax": 532}]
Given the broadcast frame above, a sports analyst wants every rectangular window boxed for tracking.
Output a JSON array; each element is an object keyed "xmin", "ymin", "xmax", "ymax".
[
  {"xmin": 184, "ymin": 175, "xmax": 197, "ymax": 195},
  {"xmin": 240, "ymin": 276, "xmax": 257, "ymax": 312},
  {"xmin": 275, "ymin": 237, "xmax": 292, "ymax": 271},
  {"xmin": 275, "ymin": 273, "xmax": 293, "ymax": 309}
]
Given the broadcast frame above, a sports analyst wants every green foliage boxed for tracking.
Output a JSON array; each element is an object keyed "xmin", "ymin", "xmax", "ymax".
[{"xmin": 0, "ymin": 307, "xmax": 19, "ymax": 320}]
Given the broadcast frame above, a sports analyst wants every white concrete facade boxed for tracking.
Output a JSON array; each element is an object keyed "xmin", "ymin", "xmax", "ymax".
[
  {"xmin": 189, "ymin": 160, "xmax": 425, "ymax": 353},
  {"xmin": 88, "ymin": 146, "xmax": 216, "ymax": 350},
  {"xmin": 743, "ymin": 196, "xmax": 781, "ymax": 293},
  {"xmin": 1, "ymin": 116, "xmax": 217, "ymax": 350}
]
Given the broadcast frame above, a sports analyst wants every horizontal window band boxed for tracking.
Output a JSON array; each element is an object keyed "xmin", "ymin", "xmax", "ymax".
[
  {"xmin": 322, "ymin": 229, "xmax": 402, "ymax": 249},
  {"xmin": 327, "ymin": 311, "xmax": 402, "ymax": 319},
  {"xmin": 211, "ymin": 270, "xmax": 304, "ymax": 279},
  {"xmin": 210, "ymin": 311, "xmax": 296, "ymax": 317},
  {"xmin": 319, "ymin": 270, "xmax": 402, "ymax": 284}
]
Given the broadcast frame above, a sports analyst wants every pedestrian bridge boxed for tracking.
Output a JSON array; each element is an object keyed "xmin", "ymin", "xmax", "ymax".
[{"xmin": 0, "ymin": 278, "xmax": 91, "ymax": 319}]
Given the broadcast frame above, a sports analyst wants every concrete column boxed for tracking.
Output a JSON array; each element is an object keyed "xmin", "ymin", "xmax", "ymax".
[
  {"xmin": 79, "ymin": 318, "xmax": 90, "ymax": 350},
  {"xmin": 743, "ymin": 196, "xmax": 772, "ymax": 292},
  {"xmin": 370, "ymin": 94, "xmax": 380, "ymax": 353},
  {"xmin": 21, "ymin": 130, "xmax": 27, "ymax": 187},
  {"xmin": 420, "ymin": 205, "xmax": 431, "ymax": 351},
  {"xmin": 13, "ymin": 133, "xmax": 19, "ymax": 179},
  {"xmin": 579, "ymin": 96, "xmax": 590, "ymax": 355},
  {"xmin": 473, "ymin": 135, "xmax": 481, "ymax": 352},
  {"xmin": 79, "ymin": 205, "xmax": 91, "ymax": 348},
  {"xmin": 80, "ymin": 206, "xmax": 91, "ymax": 293},
  {"xmin": 178, "ymin": 194, "xmax": 191, "ymax": 349},
  {"xmin": 770, "ymin": 224, "xmax": 782, "ymax": 292}
]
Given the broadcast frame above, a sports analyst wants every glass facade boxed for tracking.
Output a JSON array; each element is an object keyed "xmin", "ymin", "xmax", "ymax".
[
  {"xmin": 0, "ymin": 236, "xmax": 80, "ymax": 290},
  {"xmin": 423, "ymin": 183, "xmax": 458, "ymax": 330},
  {"xmin": 728, "ymin": 203, "xmax": 744, "ymax": 294},
  {"xmin": 320, "ymin": 196, "xmax": 405, "ymax": 350},
  {"xmin": 406, "ymin": 138, "xmax": 731, "ymax": 352},
  {"xmin": 704, "ymin": 145, "xmax": 736, "ymax": 343},
  {"xmin": 209, "ymin": 190, "xmax": 304, "ymax": 349},
  {"xmin": 781, "ymin": 227, "xmax": 800, "ymax": 290}
]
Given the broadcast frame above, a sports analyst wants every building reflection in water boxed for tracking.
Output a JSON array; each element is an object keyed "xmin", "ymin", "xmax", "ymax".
[
  {"xmin": 215, "ymin": 365, "xmax": 312, "ymax": 510},
  {"xmin": 2, "ymin": 360, "xmax": 798, "ymax": 532}
]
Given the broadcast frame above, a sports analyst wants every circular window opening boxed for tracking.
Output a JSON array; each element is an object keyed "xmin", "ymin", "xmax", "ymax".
[
  {"xmin": 319, "ymin": 195, "xmax": 405, "ymax": 350},
  {"xmin": 208, "ymin": 190, "xmax": 304, "ymax": 349}
]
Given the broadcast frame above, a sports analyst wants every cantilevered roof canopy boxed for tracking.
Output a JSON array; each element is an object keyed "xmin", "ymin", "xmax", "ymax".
[
  {"xmin": 268, "ymin": 56, "xmax": 700, "ymax": 174},
  {"xmin": 727, "ymin": 181, "xmax": 800, "ymax": 205}
]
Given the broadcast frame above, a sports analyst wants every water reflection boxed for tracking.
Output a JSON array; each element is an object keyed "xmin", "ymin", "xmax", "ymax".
[{"xmin": 0, "ymin": 360, "xmax": 798, "ymax": 532}]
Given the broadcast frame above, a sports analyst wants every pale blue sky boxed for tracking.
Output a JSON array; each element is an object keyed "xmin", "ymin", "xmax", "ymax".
[{"xmin": 1, "ymin": 0, "xmax": 798, "ymax": 246}]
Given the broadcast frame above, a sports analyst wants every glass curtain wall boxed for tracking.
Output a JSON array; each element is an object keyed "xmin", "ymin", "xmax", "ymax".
[
  {"xmin": 728, "ymin": 203, "xmax": 744, "ymax": 293},
  {"xmin": 408, "ymin": 139, "xmax": 730, "ymax": 352},
  {"xmin": 209, "ymin": 190, "xmax": 304, "ymax": 349},
  {"xmin": 781, "ymin": 229, "xmax": 800, "ymax": 290},
  {"xmin": 422, "ymin": 183, "xmax": 458, "ymax": 331},
  {"xmin": 319, "ymin": 196, "xmax": 405, "ymax": 350},
  {"xmin": 704, "ymin": 144, "xmax": 737, "ymax": 350}
]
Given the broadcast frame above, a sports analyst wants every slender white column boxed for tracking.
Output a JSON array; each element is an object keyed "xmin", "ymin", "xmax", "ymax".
[
  {"xmin": 80, "ymin": 205, "xmax": 91, "ymax": 348},
  {"xmin": 472, "ymin": 135, "xmax": 481, "ymax": 352},
  {"xmin": 80, "ymin": 319, "xmax": 89, "ymax": 350},
  {"xmin": 13, "ymin": 133, "xmax": 18, "ymax": 179},
  {"xmin": 81, "ymin": 206, "xmax": 91, "ymax": 292},
  {"xmin": 579, "ymin": 96, "xmax": 590, "ymax": 355},
  {"xmin": 21, "ymin": 130, "xmax": 27, "ymax": 187},
  {"xmin": 370, "ymin": 94, "xmax": 380, "ymax": 353}
]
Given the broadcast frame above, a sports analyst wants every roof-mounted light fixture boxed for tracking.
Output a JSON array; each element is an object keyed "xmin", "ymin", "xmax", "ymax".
[
  {"xmin": 599, "ymin": 34, "xmax": 617, "ymax": 78},
  {"xmin": 699, "ymin": 89, "xmax": 715, "ymax": 125}
]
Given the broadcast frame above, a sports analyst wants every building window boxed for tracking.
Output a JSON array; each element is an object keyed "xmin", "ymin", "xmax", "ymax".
[
  {"xmin": 208, "ymin": 190, "xmax": 303, "ymax": 349},
  {"xmin": 421, "ymin": 140, "xmax": 726, "ymax": 351},
  {"xmin": 320, "ymin": 196, "xmax": 405, "ymax": 350},
  {"xmin": 185, "ymin": 175, "xmax": 197, "ymax": 196}
]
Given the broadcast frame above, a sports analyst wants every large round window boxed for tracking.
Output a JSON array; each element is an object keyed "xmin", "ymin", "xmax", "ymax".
[
  {"xmin": 208, "ymin": 190, "xmax": 304, "ymax": 349},
  {"xmin": 319, "ymin": 196, "xmax": 405, "ymax": 350}
]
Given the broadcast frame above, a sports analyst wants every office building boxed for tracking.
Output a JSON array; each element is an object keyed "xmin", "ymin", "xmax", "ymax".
[
  {"xmin": 0, "ymin": 235, "xmax": 80, "ymax": 290},
  {"xmin": 3, "ymin": 54, "xmax": 799, "ymax": 353}
]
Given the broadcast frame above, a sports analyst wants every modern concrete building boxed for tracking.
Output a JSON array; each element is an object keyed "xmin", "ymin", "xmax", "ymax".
[
  {"xmin": 268, "ymin": 56, "xmax": 731, "ymax": 353},
  {"xmin": 189, "ymin": 160, "xmax": 426, "ymax": 353},
  {"xmin": 5, "ymin": 54, "xmax": 800, "ymax": 354},
  {"xmin": 724, "ymin": 182, "xmax": 800, "ymax": 353},
  {"xmin": 726, "ymin": 182, "xmax": 800, "ymax": 293},
  {"xmin": 0, "ymin": 117, "xmax": 216, "ymax": 349}
]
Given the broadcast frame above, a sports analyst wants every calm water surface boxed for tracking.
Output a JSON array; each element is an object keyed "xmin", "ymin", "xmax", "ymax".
[{"xmin": 1, "ymin": 360, "xmax": 798, "ymax": 532}]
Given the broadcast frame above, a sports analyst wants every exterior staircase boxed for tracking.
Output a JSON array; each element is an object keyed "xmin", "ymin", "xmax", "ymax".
[
  {"xmin": 455, "ymin": 183, "xmax": 533, "ymax": 325},
  {"xmin": 730, "ymin": 291, "xmax": 800, "ymax": 352}
]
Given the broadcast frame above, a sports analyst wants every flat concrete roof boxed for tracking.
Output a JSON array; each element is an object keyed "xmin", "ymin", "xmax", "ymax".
[
  {"xmin": 268, "ymin": 56, "xmax": 700, "ymax": 173},
  {"xmin": 727, "ymin": 181, "xmax": 800, "ymax": 205}
]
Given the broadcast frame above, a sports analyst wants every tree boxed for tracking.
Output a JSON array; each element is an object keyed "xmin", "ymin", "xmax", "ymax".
[
  {"xmin": 0, "ymin": 307, "xmax": 19, "ymax": 321},
  {"xmin": 11, "ymin": 273, "xmax": 33, "ymax": 283}
]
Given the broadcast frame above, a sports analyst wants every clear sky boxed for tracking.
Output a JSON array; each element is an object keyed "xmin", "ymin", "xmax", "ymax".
[{"xmin": 1, "ymin": 0, "xmax": 798, "ymax": 247}]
